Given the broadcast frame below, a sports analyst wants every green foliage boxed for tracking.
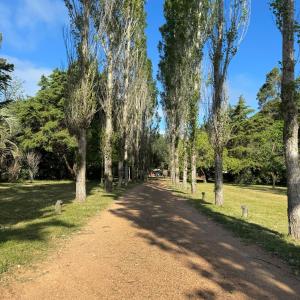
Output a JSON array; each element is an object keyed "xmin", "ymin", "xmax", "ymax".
[
  {"xmin": 9, "ymin": 70, "xmax": 76, "ymax": 179},
  {"xmin": 226, "ymin": 94, "xmax": 285, "ymax": 185},
  {"xmin": 12, "ymin": 69, "xmax": 75, "ymax": 153},
  {"xmin": 257, "ymin": 67, "xmax": 281, "ymax": 116},
  {"xmin": 0, "ymin": 34, "xmax": 14, "ymax": 94},
  {"xmin": 196, "ymin": 129, "xmax": 214, "ymax": 170},
  {"xmin": 151, "ymin": 134, "xmax": 169, "ymax": 169}
]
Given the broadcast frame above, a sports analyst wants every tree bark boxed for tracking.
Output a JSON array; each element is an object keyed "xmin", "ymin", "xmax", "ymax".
[
  {"xmin": 63, "ymin": 154, "xmax": 76, "ymax": 180},
  {"xmin": 76, "ymin": 128, "xmax": 86, "ymax": 202},
  {"xmin": 214, "ymin": 151, "xmax": 224, "ymax": 206},
  {"xmin": 104, "ymin": 50, "xmax": 113, "ymax": 192},
  {"xmin": 182, "ymin": 148, "xmax": 188, "ymax": 189},
  {"xmin": 170, "ymin": 134, "xmax": 176, "ymax": 184},
  {"xmin": 201, "ymin": 168, "xmax": 207, "ymax": 183},
  {"xmin": 212, "ymin": 0, "xmax": 225, "ymax": 206},
  {"xmin": 191, "ymin": 148, "xmax": 196, "ymax": 194},
  {"xmin": 122, "ymin": 19, "xmax": 132, "ymax": 186},
  {"xmin": 174, "ymin": 146, "xmax": 180, "ymax": 186},
  {"xmin": 124, "ymin": 137, "xmax": 129, "ymax": 185},
  {"xmin": 281, "ymin": 0, "xmax": 300, "ymax": 239},
  {"xmin": 118, "ymin": 160, "xmax": 123, "ymax": 187}
]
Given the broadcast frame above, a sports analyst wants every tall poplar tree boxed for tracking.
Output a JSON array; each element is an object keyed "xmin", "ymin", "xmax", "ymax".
[
  {"xmin": 64, "ymin": 0, "xmax": 97, "ymax": 202},
  {"xmin": 271, "ymin": 0, "xmax": 300, "ymax": 239},
  {"xmin": 159, "ymin": 0, "xmax": 210, "ymax": 190},
  {"xmin": 208, "ymin": 0, "xmax": 250, "ymax": 205}
]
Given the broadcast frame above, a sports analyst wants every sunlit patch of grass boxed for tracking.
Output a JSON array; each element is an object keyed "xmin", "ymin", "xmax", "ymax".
[
  {"xmin": 168, "ymin": 181, "xmax": 300, "ymax": 275},
  {"xmin": 0, "ymin": 180, "xmax": 123, "ymax": 275}
]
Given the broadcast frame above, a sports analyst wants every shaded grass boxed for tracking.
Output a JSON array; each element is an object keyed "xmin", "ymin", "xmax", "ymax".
[
  {"xmin": 168, "ymin": 181, "xmax": 300, "ymax": 275},
  {"xmin": 0, "ymin": 180, "xmax": 129, "ymax": 275}
]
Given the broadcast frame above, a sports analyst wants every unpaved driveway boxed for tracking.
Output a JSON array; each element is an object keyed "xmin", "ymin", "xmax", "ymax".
[{"xmin": 1, "ymin": 182, "xmax": 300, "ymax": 299}]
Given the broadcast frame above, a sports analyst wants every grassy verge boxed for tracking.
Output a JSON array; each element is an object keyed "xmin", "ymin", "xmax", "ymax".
[
  {"xmin": 168, "ymin": 181, "xmax": 300, "ymax": 275},
  {"xmin": 0, "ymin": 180, "xmax": 130, "ymax": 275}
]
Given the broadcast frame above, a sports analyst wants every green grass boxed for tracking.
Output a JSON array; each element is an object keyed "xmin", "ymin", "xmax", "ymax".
[
  {"xmin": 169, "ymin": 181, "xmax": 300, "ymax": 275},
  {"xmin": 0, "ymin": 180, "xmax": 126, "ymax": 275}
]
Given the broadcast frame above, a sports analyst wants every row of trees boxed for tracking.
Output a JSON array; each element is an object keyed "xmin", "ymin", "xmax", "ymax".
[
  {"xmin": 159, "ymin": 0, "xmax": 300, "ymax": 239},
  {"xmin": 0, "ymin": 0, "xmax": 158, "ymax": 202},
  {"xmin": 64, "ymin": 0, "xmax": 157, "ymax": 201},
  {"xmin": 159, "ymin": 0, "xmax": 250, "ymax": 202}
]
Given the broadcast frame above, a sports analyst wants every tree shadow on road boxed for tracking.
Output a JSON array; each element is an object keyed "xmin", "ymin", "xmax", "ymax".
[{"xmin": 110, "ymin": 182, "xmax": 300, "ymax": 299}]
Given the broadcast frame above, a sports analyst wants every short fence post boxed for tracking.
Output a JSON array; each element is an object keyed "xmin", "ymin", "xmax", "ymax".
[
  {"xmin": 55, "ymin": 200, "xmax": 63, "ymax": 214},
  {"xmin": 202, "ymin": 192, "xmax": 206, "ymax": 201},
  {"xmin": 241, "ymin": 205, "xmax": 248, "ymax": 218}
]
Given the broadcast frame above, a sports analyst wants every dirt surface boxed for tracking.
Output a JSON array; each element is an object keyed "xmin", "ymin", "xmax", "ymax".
[{"xmin": 1, "ymin": 182, "xmax": 300, "ymax": 300}]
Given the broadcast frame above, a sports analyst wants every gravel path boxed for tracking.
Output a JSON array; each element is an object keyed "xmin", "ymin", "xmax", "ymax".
[{"xmin": 1, "ymin": 182, "xmax": 300, "ymax": 299}]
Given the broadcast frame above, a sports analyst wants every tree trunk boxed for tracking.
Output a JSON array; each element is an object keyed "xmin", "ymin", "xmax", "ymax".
[
  {"xmin": 182, "ymin": 149, "xmax": 188, "ymax": 189},
  {"xmin": 201, "ymin": 168, "xmax": 207, "ymax": 183},
  {"xmin": 118, "ymin": 160, "xmax": 123, "ymax": 187},
  {"xmin": 76, "ymin": 128, "xmax": 86, "ymax": 202},
  {"xmin": 124, "ymin": 139, "xmax": 129, "ymax": 185},
  {"xmin": 282, "ymin": 0, "xmax": 300, "ymax": 239},
  {"xmin": 122, "ymin": 19, "xmax": 131, "ymax": 186},
  {"xmin": 271, "ymin": 172, "xmax": 277, "ymax": 189},
  {"xmin": 29, "ymin": 170, "xmax": 33, "ymax": 183},
  {"xmin": 63, "ymin": 154, "xmax": 75, "ymax": 180},
  {"xmin": 128, "ymin": 166, "xmax": 131, "ymax": 182},
  {"xmin": 104, "ymin": 52, "xmax": 113, "ymax": 192},
  {"xmin": 214, "ymin": 151, "xmax": 224, "ymax": 206},
  {"xmin": 175, "ymin": 146, "xmax": 180, "ymax": 186},
  {"xmin": 104, "ymin": 112, "xmax": 113, "ymax": 192},
  {"xmin": 191, "ymin": 148, "xmax": 196, "ymax": 194},
  {"xmin": 170, "ymin": 135, "xmax": 176, "ymax": 184}
]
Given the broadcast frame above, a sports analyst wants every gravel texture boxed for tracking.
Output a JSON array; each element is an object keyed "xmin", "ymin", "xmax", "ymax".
[{"xmin": 1, "ymin": 182, "xmax": 300, "ymax": 299}]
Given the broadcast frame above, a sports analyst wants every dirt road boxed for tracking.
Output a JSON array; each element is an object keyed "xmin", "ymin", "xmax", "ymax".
[{"xmin": 1, "ymin": 182, "xmax": 300, "ymax": 299}]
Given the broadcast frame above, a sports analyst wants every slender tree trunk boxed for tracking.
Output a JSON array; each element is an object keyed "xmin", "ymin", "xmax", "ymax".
[
  {"xmin": 170, "ymin": 134, "xmax": 176, "ymax": 184},
  {"xmin": 182, "ymin": 149, "xmax": 188, "ymax": 189},
  {"xmin": 211, "ymin": 0, "xmax": 225, "ymax": 206},
  {"xmin": 76, "ymin": 128, "xmax": 86, "ymax": 202},
  {"xmin": 104, "ymin": 51, "xmax": 113, "ymax": 192},
  {"xmin": 128, "ymin": 166, "xmax": 131, "ymax": 182},
  {"xmin": 214, "ymin": 151, "xmax": 224, "ymax": 206},
  {"xmin": 282, "ymin": 0, "xmax": 300, "ymax": 239},
  {"xmin": 201, "ymin": 168, "xmax": 207, "ymax": 183},
  {"xmin": 124, "ymin": 144, "xmax": 129, "ymax": 185},
  {"xmin": 118, "ymin": 160, "xmax": 123, "ymax": 187},
  {"xmin": 122, "ymin": 20, "xmax": 132, "ymax": 186},
  {"xmin": 104, "ymin": 111, "xmax": 113, "ymax": 192},
  {"xmin": 271, "ymin": 172, "xmax": 277, "ymax": 189},
  {"xmin": 191, "ymin": 147, "xmax": 196, "ymax": 194},
  {"xmin": 131, "ymin": 155, "xmax": 136, "ymax": 181},
  {"xmin": 29, "ymin": 171, "xmax": 33, "ymax": 183},
  {"xmin": 175, "ymin": 146, "xmax": 180, "ymax": 186},
  {"xmin": 63, "ymin": 154, "xmax": 75, "ymax": 180}
]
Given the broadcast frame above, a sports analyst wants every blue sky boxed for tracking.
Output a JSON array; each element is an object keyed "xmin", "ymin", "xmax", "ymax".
[{"xmin": 0, "ymin": 0, "xmax": 286, "ymax": 112}]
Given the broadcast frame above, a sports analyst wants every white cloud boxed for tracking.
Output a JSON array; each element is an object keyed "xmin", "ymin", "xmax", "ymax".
[
  {"xmin": 4, "ymin": 55, "xmax": 52, "ymax": 96},
  {"xmin": 0, "ymin": 0, "xmax": 67, "ymax": 50}
]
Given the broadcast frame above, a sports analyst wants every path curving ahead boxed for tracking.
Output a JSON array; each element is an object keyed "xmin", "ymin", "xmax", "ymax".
[{"xmin": 1, "ymin": 182, "xmax": 300, "ymax": 299}]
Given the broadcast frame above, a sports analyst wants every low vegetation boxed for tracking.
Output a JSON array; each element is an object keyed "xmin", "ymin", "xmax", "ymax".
[
  {"xmin": 169, "ymin": 181, "xmax": 300, "ymax": 275},
  {"xmin": 0, "ymin": 180, "xmax": 120, "ymax": 275}
]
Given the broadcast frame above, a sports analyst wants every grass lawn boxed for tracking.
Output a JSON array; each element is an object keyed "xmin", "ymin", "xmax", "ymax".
[
  {"xmin": 169, "ymin": 181, "xmax": 300, "ymax": 275},
  {"xmin": 0, "ymin": 180, "xmax": 122, "ymax": 275}
]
